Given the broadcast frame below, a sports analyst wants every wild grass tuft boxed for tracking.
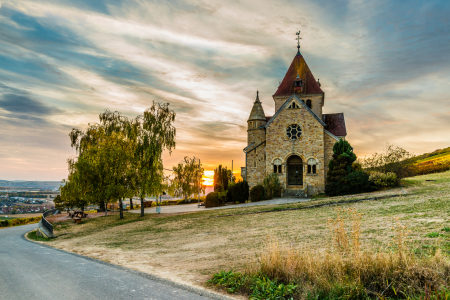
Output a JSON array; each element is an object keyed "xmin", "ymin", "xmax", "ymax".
[{"xmin": 242, "ymin": 208, "xmax": 450, "ymax": 299}]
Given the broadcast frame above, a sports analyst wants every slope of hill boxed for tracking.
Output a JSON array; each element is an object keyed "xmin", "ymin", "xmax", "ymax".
[
  {"xmin": 411, "ymin": 146, "xmax": 450, "ymax": 175},
  {"xmin": 0, "ymin": 180, "xmax": 62, "ymax": 190}
]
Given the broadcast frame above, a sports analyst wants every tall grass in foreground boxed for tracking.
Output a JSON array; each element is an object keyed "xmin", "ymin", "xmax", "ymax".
[
  {"xmin": 254, "ymin": 208, "xmax": 450, "ymax": 299},
  {"xmin": 210, "ymin": 208, "xmax": 450, "ymax": 299}
]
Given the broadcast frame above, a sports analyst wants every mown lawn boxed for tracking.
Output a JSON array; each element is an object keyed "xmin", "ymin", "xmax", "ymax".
[{"xmin": 41, "ymin": 171, "xmax": 450, "ymax": 293}]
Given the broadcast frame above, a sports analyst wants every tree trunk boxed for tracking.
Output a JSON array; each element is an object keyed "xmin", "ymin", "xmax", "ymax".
[
  {"xmin": 140, "ymin": 197, "xmax": 144, "ymax": 217},
  {"xmin": 81, "ymin": 205, "xmax": 84, "ymax": 212},
  {"xmin": 99, "ymin": 201, "xmax": 105, "ymax": 212},
  {"xmin": 119, "ymin": 198, "xmax": 124, "ymax": 219},
  {"xmin": 130, "ymin": 197, "xmax": 133, "ymax": 209}
]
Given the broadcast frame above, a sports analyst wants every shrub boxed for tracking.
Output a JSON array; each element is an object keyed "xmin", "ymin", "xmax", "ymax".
[
  {"xmin": 250, "ymin": 184, "xmax": 265, "ymax": 202},
  {"xmin": 227, "ymin": 180, "xmax": 250, "ymax": 203},
  {"xmin": 263, "ymin": 173, "xmax": 282, "ymax": 199},
  {"xmin": 369, "ymin": 171, "xmax": 398, "ymax": 188},
  {"xmin": 205, "ymin": 192, "xmax": 222, "ymax": 208}
]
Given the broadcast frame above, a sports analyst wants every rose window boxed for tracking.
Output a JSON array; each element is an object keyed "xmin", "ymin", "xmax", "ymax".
[{"xmin": 286, "ymin": 124, "xmax": 302, "ymax": 140}]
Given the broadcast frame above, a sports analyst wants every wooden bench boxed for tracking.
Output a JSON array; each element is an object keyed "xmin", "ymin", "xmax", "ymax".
[
  {"xmin": 168, "ymin": 200, "xmax": 178, "ymax": 205},
  {"xmin": 73, "ymin": 217, "xmax": 82, "ymax": 224}
]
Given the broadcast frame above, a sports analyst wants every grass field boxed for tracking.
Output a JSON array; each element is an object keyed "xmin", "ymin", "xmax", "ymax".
[{"xmin": 40, "ymin": 171, "xmax": 450, "ymax": 296}]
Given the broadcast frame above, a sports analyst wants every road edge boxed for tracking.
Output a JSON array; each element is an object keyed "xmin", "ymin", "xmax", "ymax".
[{"xmin": 22, "ymin": 230, "xmax": 235, "ymax": 300}]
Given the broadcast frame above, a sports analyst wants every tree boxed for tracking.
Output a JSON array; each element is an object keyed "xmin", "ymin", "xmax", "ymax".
[
  {"xmin": 362, "ymin": 143, "xmax": 414, "ymax": 178},
  {"xmin": 213, "ymin": 165, "xmax": 231, "ymax": 191},
  {"xmin": 171, "ymin": 156, "xmax": 205, "ymax": 201},
  {"xmin": 123, "ymin": 102, "xmax": 176, "ymax": 217},
  {"xmin": 326, "ymin": 139, "xmax": 358, "ymax": 196}
]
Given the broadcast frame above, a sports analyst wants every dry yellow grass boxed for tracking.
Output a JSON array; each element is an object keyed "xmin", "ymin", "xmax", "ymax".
[{"xmin": 41, "ymin": 171, "xmax": 450, "ymax": 295}]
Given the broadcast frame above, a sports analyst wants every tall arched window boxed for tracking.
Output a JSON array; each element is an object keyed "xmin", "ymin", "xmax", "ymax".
[
  {"xmin": 306, "ymin": 100, "xmax": 312, "ymax": 109},
  {"xmin": 307, "ymin": 158, "xmax": 317, "ymax": 174}
]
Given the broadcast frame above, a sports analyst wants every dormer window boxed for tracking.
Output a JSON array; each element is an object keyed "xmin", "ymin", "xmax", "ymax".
[{"xmin": 294, "ymin": 74, "xmax": 302, "ymax": 87}]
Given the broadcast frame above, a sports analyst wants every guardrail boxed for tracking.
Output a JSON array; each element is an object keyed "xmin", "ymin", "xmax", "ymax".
[{"xmin": 41, "ymin": 209, "xmax": 56, "ymax": 235}]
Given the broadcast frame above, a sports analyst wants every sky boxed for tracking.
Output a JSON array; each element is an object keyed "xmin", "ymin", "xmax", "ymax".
[{"xmin": 0, "ymin": 0, "xmax": 449, "ymax": 181}]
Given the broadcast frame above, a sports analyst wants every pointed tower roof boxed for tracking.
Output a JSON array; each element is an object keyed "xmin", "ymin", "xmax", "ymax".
[
  {"xmin": 273, "ymin": 53, "xmax": 323, "ymax": 97},
  {"xmin": 248, "ymin": 91, "xmax": 266, "ymax": 121}
]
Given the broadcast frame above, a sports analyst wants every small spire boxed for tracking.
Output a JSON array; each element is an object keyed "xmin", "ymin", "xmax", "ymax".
[
  {"xmin": 255, "ymin": 90, "xmax": 260, "ymax": 102},
  {"xmin": 296, "ymin": 31, "xmax": 301, "ymax": 55},
  {"xmin": 317, "ymin": 78, "xmax": 321, "ymax": 87}
]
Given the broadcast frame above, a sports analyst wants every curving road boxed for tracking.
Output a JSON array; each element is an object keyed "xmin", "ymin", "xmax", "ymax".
[{"xmin": 0, "ymin": 224, "xmax": 225, "ymax": 300}]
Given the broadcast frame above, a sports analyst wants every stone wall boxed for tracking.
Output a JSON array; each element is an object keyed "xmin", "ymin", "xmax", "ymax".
[
  {"xmin": 246, "ymin": 143, "xmax": 266, "ymax": 187},
  {"xmin": 272, "ymin": 94, "xmax": 324, "ymax": 119},
  {"xmin": 265, "ymin": 105, "xmax": 326, "ymax": 194},
  {"xmin": 324, "ymin": 132, "xmax": 338, "ymax": 184}
]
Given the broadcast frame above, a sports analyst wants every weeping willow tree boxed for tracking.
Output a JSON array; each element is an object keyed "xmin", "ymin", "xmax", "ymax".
[{"xmin": 66, "ymin": 101, "xmax": 175, "ymax": 219}]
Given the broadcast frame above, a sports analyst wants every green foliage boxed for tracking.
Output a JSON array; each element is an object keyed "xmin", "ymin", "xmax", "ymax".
[
  {"xmin": 27, "ymin": 230, "xmax": 51, "ymax": 242},
  {"xmin": 208, "ymin": 270, "xmax": 248, "ymax": 293},
  {"xmin": 0, "ymin": 216, "xmax": 41, "ymax": 228},
  {"xmin": 214, "ymin": 165, "xmax": 231, "ymax": 191},
  {"xmin": 368, "ymin": 171, "xmax": 399, "ymax": 188},
  {"xmin": 209, "ymin": 271, "xmax": 296, "ymax": 300},
  {"xmin": 442, "ymin": 227, "xmax": 450, "ymax": 232},
  {"xmin": 64, "ymin": 102, "xmax": 176, "ymax": 218},
  {"xmin": 263, "ymin": 173, "xmax": 282, "ymax": 199},
  {"xmin": 362, "ymin": 143, "xmax": 415, "ymax": 179},
  {"xmin": 250, "ymin": 276, "xmax": 297, "ymax": 300},
  {"xmin": 205, "ymin": 192, "xmax": 222, "ymax": 208},
  {"xmin": 250, "ymin": 184, "xmax": 265, "ymax": 202},
  {"xmin": 227, "ymin": 180, "xmax": 249, "ymax": 203},
  {"xmin": 425, "ymin": 232, "xmax": 446, "ymax": 238},
  {"xmin": 326, "ymin": 139, "xmax": 366, "ymax": 196},
  {"xmin": 171, "ymin": 156, "xmax": 204, "ymax": 201},
  {"xmin": 307, "ymin": 283, "xmax": 368, "ymax": 300}
]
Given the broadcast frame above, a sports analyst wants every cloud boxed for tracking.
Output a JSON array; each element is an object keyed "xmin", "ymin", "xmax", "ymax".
[
  {"xmin": 0, "ymin": 0, "xmax": 450, "ymax": 180},
  {"xmin": 0, "ymin": 93, "xmax": 61, "ymax": 115}
]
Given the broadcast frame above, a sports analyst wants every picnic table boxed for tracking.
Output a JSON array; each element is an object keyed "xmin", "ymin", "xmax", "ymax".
[
  {"xmin": 143, "ymin": 201, "xmax": 153, "ymax": 208},
  {"xmin": 68, "ymin": 209, "xmax": 88, "ymax": 223},
  {"xmin": 168, "ymin": 200, "xmax": 178, "ymax": 205}
]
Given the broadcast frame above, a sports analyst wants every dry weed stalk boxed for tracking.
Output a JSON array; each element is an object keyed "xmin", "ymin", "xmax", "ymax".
[
  {"xmin": 327, "ymin": 207, "xmax": 362, "ymax": 255},
  {"xmin": 255, "ymin": 209, "xmax": 450, "ymax": 298}
]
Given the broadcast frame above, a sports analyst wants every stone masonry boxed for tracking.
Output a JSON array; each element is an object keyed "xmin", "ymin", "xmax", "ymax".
[{"xmin": 243, "ymin": 48, "xmax": 347, "ymax": 196}]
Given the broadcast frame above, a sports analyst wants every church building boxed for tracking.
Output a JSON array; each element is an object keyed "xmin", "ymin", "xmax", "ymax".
[{"xmin": 242, "ymin": 41, "xmax": 347, "ymax": 196}]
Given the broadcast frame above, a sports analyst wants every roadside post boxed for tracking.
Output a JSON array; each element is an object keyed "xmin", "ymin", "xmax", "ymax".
[{"xmin": 156, "ymin": 194, "xmax": 161, "ymax": 214}]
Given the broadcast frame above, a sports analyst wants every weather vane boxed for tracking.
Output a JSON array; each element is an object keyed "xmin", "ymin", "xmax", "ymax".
[{"xmin": 296, "ymin": 31, "xmax": 301, "ymax": 54}]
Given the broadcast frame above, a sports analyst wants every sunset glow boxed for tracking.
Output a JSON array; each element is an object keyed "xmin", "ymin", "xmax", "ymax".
[{"xmin": 0, "ymin": 1, "xmax": 449, "ymax": 181}]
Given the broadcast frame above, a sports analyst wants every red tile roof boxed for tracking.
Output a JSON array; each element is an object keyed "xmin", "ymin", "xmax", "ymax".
[
  {"xmin": 273, "ymin": 53, "xmax": 323, "ymax": 97},
  {"xmin": 323, "ymin": 113, "xmax": 347, "ymax": 137}
]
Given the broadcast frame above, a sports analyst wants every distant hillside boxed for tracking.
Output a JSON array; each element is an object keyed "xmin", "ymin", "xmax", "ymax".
[
  {"xmin": 0, "ymin": 180, "xmax": 62, "ymax": 190},
  {"xmin": 410, "ymin": 147, "xmax": 450, "ymax": 175}
]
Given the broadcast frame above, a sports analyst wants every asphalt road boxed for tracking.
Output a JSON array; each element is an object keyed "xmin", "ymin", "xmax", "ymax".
[{"xmin": 0, "ymin": 224, "xmax": 224, "ymax": 300}]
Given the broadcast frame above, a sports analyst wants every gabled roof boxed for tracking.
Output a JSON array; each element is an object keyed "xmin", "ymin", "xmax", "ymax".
[
  {"xmin": 323, "ymin": 113, "xmax": 347, "ymax": 137},
  {"xmin": 264, "ymin": 95, "xmax": 326, "ymax": 128},
  {"xmin": 273, "ymin": 52, "xmax": 323, "ymax": 97}
]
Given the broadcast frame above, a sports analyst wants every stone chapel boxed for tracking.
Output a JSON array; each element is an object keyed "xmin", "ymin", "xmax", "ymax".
[{"xmin": 242, "ymin": 45, "xmax": 347, "ymax": 196}]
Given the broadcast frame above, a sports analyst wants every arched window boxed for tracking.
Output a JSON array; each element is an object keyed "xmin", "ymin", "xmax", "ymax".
[
  {"xmin": 273, "ymin": 158, "xmax": 282, "ymax": 173},
  {"xmin": 307, "ymin": 158, "xmax": 317, "ymax": 174},
  {"xmin": 306, "ymin": 100, "xmax": 312, "ymax": 109}
]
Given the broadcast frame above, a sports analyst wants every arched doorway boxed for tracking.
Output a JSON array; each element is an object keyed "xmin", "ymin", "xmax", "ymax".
[{"xmin": 287, "ymin": 155, "xmax": 303, "ymax": 185}]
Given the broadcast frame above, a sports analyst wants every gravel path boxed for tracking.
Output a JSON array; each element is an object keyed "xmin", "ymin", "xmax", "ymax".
[
  {"xmin": 129, "ymin": 197, "xmax": 310, "ymax": 214},
  {"xmin": 0, "ymin": 224, "xmax": 228, "ymax": 300}
]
